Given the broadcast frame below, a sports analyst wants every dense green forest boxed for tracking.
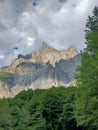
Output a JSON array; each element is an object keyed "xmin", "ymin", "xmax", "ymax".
[
  {"xmin": 74, "ymin": 6, "xmax": 98, "ymax": 130},
  {"xmin": 0, "ymin": 6, "xmax": 98, "ymax": 130},
  {"xmin": 0, "ymin": 87, "xmax": 80, "ymax": 130}
]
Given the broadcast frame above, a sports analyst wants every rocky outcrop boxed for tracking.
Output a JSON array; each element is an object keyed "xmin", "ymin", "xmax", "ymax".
[
  {"xmin": 0, "ymin": 43, "xmax": 81, "ymax": 98},
  {"xmin": 11, "ymin": 42, "xmax": 78, "ymax": 67},
  {"xmin": 14, "ymin": 54, "xmax": 81, "ymax": 87}
]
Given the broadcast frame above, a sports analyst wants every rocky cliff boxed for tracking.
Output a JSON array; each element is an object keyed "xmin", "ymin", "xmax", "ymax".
[
  {"xmin": 0, "ymin": 43, "xmax": 81, "ymax": 98},
  {"xmin": 11, "ymin": 42, "xmax": 78, "ymax": 67}
]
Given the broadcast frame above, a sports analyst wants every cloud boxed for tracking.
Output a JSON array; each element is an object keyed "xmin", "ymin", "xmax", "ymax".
[
  {"xmin": 0, "ymin": 54, "xmax": 5, "ymax": 59},
  {"xmin": 0, "ymin": 0, "xmax": 98, "ymax": 67}
]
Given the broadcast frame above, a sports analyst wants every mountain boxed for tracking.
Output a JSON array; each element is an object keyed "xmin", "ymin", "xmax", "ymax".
[{"xmin": 0, "ymin": 43, "xmax": 81, "ymax": 98}]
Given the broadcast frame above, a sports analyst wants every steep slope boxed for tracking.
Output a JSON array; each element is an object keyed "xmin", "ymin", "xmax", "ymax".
[{"xmin": 0, "ymin": 43, "xmax": 81, "ymax": 98}]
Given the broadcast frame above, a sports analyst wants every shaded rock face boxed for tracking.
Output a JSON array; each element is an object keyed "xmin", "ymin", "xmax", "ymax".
[
  {"xmin": 18, "ymin": 54, "xmax": 32, "ymax": 59},
  {"xmin": 0, "ymin": 43, "xmax": 81, "ymax": 98},
  {"xmin": 14, "ymin": 54, "xmax": 81, "ymax": 87}
]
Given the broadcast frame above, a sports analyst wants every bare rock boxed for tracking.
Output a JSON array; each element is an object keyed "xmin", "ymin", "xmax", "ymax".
[{"xmin": 0, "ymin": 43, "xmax": 81, "ymax": 98}]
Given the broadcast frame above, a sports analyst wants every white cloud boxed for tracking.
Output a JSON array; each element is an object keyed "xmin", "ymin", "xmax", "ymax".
[
  {"xmin": 0, "ymin": 0, "xmax": 98, "ymax": 67},
  {"xmin": 0, "ymin": 54, "xmax": 5, "ymax": 59}
]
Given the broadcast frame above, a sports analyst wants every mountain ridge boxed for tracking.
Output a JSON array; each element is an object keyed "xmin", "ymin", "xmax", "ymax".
[
  {"xmin": 11, "ymin": 42, "xmax": 78, "ymax": 67},
  {"xmin": 0, "ymin": 43, "xmax": 81, "ymax": 98}
]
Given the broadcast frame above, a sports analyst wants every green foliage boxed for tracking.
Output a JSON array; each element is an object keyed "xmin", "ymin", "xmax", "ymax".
[
  {"xmin": 0, "ymin": 99, "xmax": 12, "ymax": 130},
  {"xmin": 85, "ymin": 32, "xmax": 98, "ymax": 55},
  {"xmin": 0, "ymin": 87, "xmax": 80, "ymax": 130},
  {"xmin": 74, "ymin": 6, "xmax": 98, "ymax": 130},
  {"xmin": 85, "ymin": 6, "xmax": 98, "ymax": 35}
]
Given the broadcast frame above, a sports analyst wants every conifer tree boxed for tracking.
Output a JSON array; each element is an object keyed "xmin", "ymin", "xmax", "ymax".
[{"xmin": 74, "ymin": 6, "xmax": 98, "ymax": 130}]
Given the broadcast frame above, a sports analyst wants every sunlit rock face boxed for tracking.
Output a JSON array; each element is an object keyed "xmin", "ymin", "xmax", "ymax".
[
  {"xmin": 11, "ymin": 42, "xmax": 78, "ymax": 67},
  {"xmin": 31, "ymin": 43, "xmax": 78, "ymax": 66},
  {"xmin": 0, "ymin": 43, "xmax": 81, "ymax": 98}
]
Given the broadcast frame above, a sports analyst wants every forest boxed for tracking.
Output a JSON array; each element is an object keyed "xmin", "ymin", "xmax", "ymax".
[{"xmin": 0, "ymin": 6, "xmax": 98, "ymax": 130}]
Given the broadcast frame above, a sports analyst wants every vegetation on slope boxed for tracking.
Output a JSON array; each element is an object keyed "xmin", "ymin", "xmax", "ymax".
[
  {"xmin": 74, "ymin": 6, "xmax": 98, "ymax": 130},
  {"xmin": 0, "ymin": 87, "xmax": 82, "ymax": 130}
]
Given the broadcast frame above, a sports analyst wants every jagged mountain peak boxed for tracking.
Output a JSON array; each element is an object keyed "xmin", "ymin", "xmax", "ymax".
[
  {"xmin": 41, "ymin": 42, "xmax": 50, "ymax": 50},
  {"xmin": 40, "ymin": 42, "xmax": 57, "ymax": 52},
  {"xmin": 40, "ymin": 42, "xmax": 78, "ymax": 54},
  {"xmin": 11, "ymin": 43, "xmax": 78, "ymax": 68},
  {"xmin": 0, "ymin": 43, "xmax": 81, "ymax": 98}
]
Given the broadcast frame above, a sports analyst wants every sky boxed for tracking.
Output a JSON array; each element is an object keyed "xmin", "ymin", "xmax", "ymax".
[{"xmin": 0, "ymin": 0, "xmax": 98, "ymax": 67}]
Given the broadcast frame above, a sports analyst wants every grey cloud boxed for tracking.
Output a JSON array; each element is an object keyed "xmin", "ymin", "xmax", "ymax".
[
  {"xmin": 0, "ymin": 0, "xmax": 98, "ymax": 67},
  {"xmin": 0, "ymin": 0, "xmax": 5, "ymax": 3},
  {"xmin": 0, "ymin": 20, "xmax": 8, "ymax": 31},
  {"xmin": 59, "ymin": 0, "xmax": 67, "ymax": 3}
]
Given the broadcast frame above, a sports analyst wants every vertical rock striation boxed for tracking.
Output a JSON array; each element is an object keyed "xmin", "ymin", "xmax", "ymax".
[{"xmin": 0, "ymin": 43, "xmax": 81, "ymax": 98}]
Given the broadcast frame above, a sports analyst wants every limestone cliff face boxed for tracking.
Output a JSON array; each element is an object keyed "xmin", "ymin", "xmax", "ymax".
[
  {"xmin": 31, "ymin": 43, "xmax": 78, "ymax": 66},
  {"xmin": 11, "ymin": 42, "xmax": 78, "ymax": 67},
  {"xmin": 0, "ymin": 43, "xmax": 81, "ymax": 98}
]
